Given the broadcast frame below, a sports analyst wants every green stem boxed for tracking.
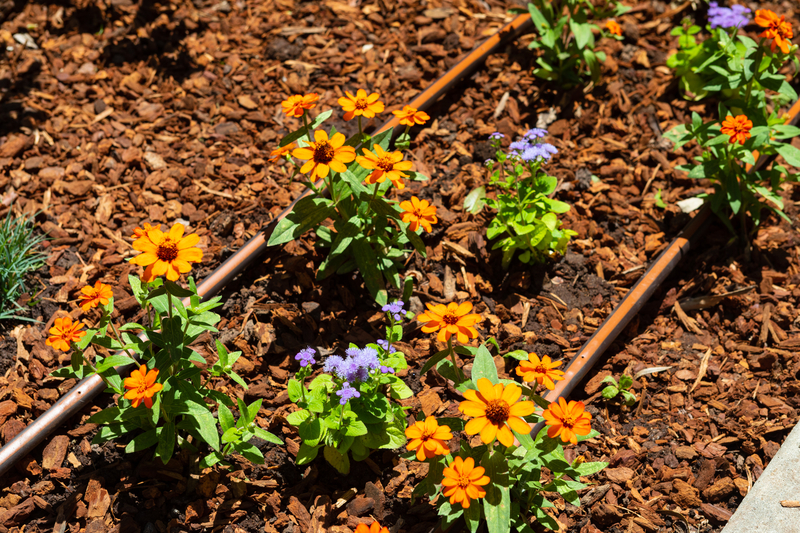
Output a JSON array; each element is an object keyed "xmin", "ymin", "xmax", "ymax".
[
  {"xmin": 362, "ymin": 182, "xmax": 381, "ymax": 220},
  {"xmin": 358, "ymin": 115, "xmax": 364, "ymax": 143},
  {"xmin": 167, "ymin": 292, "xmax": 173, "ymax": 320},
  {"xmin": 744, "ymin": 40, "xmax": 766, "ymax": 108},
  {"xmin": 448, "ymin": 337, "xmax": 465, "ymax": 384},
  {"xmin": 302, "ymin": 112, "xmax": 313, "ymax": 144},
  {"xmin": 108, "ymin": 313, "xmax": 138, "ymax": 362}
]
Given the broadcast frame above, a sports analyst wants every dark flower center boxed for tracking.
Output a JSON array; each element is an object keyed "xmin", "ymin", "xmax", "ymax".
[
  {"xmin": 560, "ymin": 415, "xmax": 575, "ymax": 429},
  {"xmin": 442, "ymin": 312, "xmax": 460, "ymax": 326},
  {"xmin": 376, "ymin": 156, "xmax": 395, "ymax": 172},
  {"xmin": 457, "ymin": 474, "xmax": 471, "ymax": 488},
  {"xmin": 314, "ymin": 141, "xmax": 335, "ymax": 164},
  {"xmin": 355, "ymin": 97, "xmax": 369, "ymax": 110},
  {"xmin": 485, "ymin": 399, "xmax": 510, "ymax": 425},
  {"xmin": 534, "ymin": 365, "xmax": 547, "ymax": 375},
  {"xmin": 157, "ymin": 240, "xmax": 179, "ymax": 262}
]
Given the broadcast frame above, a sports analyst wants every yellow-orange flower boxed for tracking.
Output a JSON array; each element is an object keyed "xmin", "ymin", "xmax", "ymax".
[
  {"xmin": 124, "ymin": 364, "xmax": 163, "ymax": 409},
  {"xmin": 338, "ymin": 89, "xmax": 384, "ymax": 121},
  {"xmin": 131, "ymin": 223, "xmax": 203, "ymax": 282},
  {"xmin": 133, "ymin": 222, "xmax": 159, "ymax": 238},
  {"xmin": 281, "ymin": 93, "xmax": 319, "ymax": 118},
  {"xmin": 720, "ymin": 115, "xmax": 753, "ymax": 145},
  {"xmin": 417, "ymin": 301, "xmax": 482, "ymax": 344},
  {"xmin": 399, "ymin": 196, "xmax": 437, "ymax": 232},
  {"xmin": 516, "ymin": 353, "xmax": 564, "ymax": 390},
  {"xmin": 606, "ymin": 20, "xmax": 622, "ymax": 36},
  {"xmin": 46, "ymin": 316, "xmax": 86, "ymax": 352},
  {"xmin": 441, "ymin": 456, "xmax": 490, "ymax": 508},
  {"xmin": 77, "ymin": 281, "xmax": 114, "ymax": 312},
  {"xmin": 357, "ymin": 145, "xmax": 413, "ymax": 189},
  {"xmin": 268, "ymin": 142, "xmax": 296, "ymax": 162},
  {"xmin": 392, "ymin": 105, "xmax": 429, "ymax": 127},
  {"xmin": 405, "ymin": 416, "xmax": 452, "ymax": 461},
  {"xmin": 355, "ymin": 522, "xmax": 389, "ymax": 533},
  {"xmin": 293, "ymin": 130, "xmax": 356, "ymax": 179},
  {"xmin": 755, "ymin": 9, "xmax": 794, "ymax": 54},
  {"xmin": 542, "ymin": 397, "xmax": 592, "ymax": 445},
  {"xmin": 459, "ymin": 378, "xmax": 535, "ymax": 447}
]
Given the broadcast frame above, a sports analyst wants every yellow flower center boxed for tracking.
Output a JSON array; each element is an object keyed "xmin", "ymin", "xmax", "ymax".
[
  {"xmin": 560, "ymin": 415, "xmax": 575, "ymax": 429},
  {"xmin": 534, "ymin": 365, "xmax": 547, "ymax": 375},
  {"xmin": 457, "ymin": 473, "xmax": 471, "ymax": 489},
  {"xmin": 376, "ymin": 156, "xmax": 395, "ymax": 173},
  {"xmin": 157, "ymin": 239, "xmax": 179, "ymax": 262},
  {"xmin": 442, "ymin": 312, "xmax": 460, "ymax": 326},
  {"xmin": 313, "ymin": 141, "xmax": 335, "ymax": 164},
  {"xmin": 485, "ymin": 399, "xmax": 510, "ymax": 425},
  {"xmin": 355, "ymin": 97, "xmax": 369, "ymax": 110}
]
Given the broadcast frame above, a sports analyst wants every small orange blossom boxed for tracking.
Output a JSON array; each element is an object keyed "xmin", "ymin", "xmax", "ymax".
[
  {"xmin": 292, "ymin": 130, "xmax": 356, "ymax": 179},
  {"xmin": 268, "ymin": 142, "xmax": 296, "ymax": 162},
  {"xmin": 417, "ymin": 301, "xmax": 482, "ymax": 344},
  {"xmin": 392, "ymin": 105, "xmax": 429, "ymax": 126},
  {"xmin": 281, "ymin": 93, "xmax": 319, "ymax": 118},
  {"xmin": 124, "ymin": 364, "xmax": 163, "ymax": 409},
  {"xmin": 606, "ymin": 20, "xmax": 622, "ymax": 36},
  {"xmin": 441, "ymin": 456, "xmax": 490, "ymax": 508},
  {"xmin": 542, "ymin": 397, "xmax": 592, "ymax": 445},
  {"xmin": 338, "ymin": 89, "xmax": 384, "ymax": 121},
  {"xmin": 399, "ymin": 196, "xmax": 437, "ymax": 232},
  {"xmin": 131, "ymin": 223, "xmax": 203, "ymax": 282},
  {"xmin": 132, "ymin": 222, "xmax": 159, "ymax": 238},
  {"xmin": 720, "ymin": 115, "xmax": 753, "ymax": 145},
  {"xmin": 405, "ymin": 416, "xmax": 452, "ymax": 461},
  {"xmin": 459, "ymin": 378, "xmax": 534, "ymax": 447},
  {"xmin": 755, "ymin": 9, "xmax": 794, "ymax": 54},
  {"xmin": 516, "ymin": 353, "xmax": 564, "ymax": 390},
  {"xmin": 357, "ymin": 145, "xmax": 413, "ymax": 189},
  {"xmin": 77, "ymin": 281, "xmax": 114, "ymax": 312},
  {"xmin": 46, "ymin": 316, "xmax": 86, "ymax": 352},
  {"xmin": 355, "ymin": 522, "xmax": 389, "ymax": 533}
]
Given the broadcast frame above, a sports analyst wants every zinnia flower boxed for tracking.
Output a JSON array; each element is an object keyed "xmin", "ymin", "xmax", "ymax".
[
  {"xmin": 399, "ymin": 196, "xmax": 438, "ymax": 232},
  {"xmin": 123, "ymin": 364, "xmax": 163, "ymax": 408},
  {"xmin": 355, "ymin": 522, "xmax": 389, "ymax": 533},
  {"xmin": 720, "ymin": 114, "xmax": 753, "ymax": 145},
  {"xmin": 130, "ymin": 223, "xmax": 203, "ymax": 282},
  {"xmin": 405, "ymin": 416, "xmax": 453, "ymax": 461},
  {"xmin": 268, "ymin": 142, "xmax": 296, "ymax": 162},
  {"xmin": 441, "ymin": 456, "xmax": 490, "ymax": 508},
  {"xmin": 46, "ymin": 316, "xmax": 86, "ymax": 352},
  {"xmin": 606, "ymin": 20, "xmax": 622, "ymax": 36},
  {"xmin": 542, "ymin": 397, "xmax": 592, "ymax": 445},
  {"xmin": 459, "ymin": 378, "xmax": 535, "ymax": 447},
  {"xmin": 755, "ymin": 9, "xmax": 794, "ymax": 54},
  {"xmin": 281, "ymin": 93, "xmax": 319, "ymax": 118},
  {"xmin": 515, "ymin": 353, "xmax": 565, "ymax": 390},
  {"xmin": 338, "ymin": 89, "xmax": 384, "ymax": 121},
  {"xmin": 292, "ymin": 130, "xmax": 356, "ymax": 179},
  {"xmin": 357, "ymin": 144, "xmax": 413, "ymax": 189},
  {"xmin": 77, "ymin": 281, "xmax": 114, "ymax": 312},
  {"xmin": 417, "ymin": 302, "xmax": 482, "ymax": 344},
  {"xmin": 392, "ymin": 105, "xmax": 429, "ymax": 126},
  {"xmin": 132, "ymin": 222, "xmax": 159, "ymax": 238}
]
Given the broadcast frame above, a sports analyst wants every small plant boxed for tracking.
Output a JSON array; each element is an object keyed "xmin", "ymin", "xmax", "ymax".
[
  {"xmin": 0, "ymin": 209, "xmax": 47, "ymax": 321},
  {"xmin": 268, "ymin": 92, "xmax": 434, "ymax": 305},
  {"xmin": 286, "ymin": 300, "xmax": 413, "ymax": 473},
  {"xmin": 465, "ymin": 130, "xmax": 577, "ymax": 269},
  {"xmin": 521, "ymin": 0, "xmax": 628, "ymax": 87},
  {"xmin": 600, "ymin": 374, "xmax": 636, "ymax": 406},
  {"xmin": 50, "ymin": 223, "xmax": 282, "ymax": 467}
]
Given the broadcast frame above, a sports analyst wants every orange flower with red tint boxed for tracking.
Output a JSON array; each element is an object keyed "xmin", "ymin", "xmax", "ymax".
[
  {"xmin": 46, "ymin": 316, "xmax": 86, "ymax": 352},
  {"xmin": 357, "ymin": 145, "xmax": 413, "ymax": 189},
  {"xmin": 755, "ymin": 9, "xmax": 794, "ymax": 54},
  {"xmin": 441, "ymin": 456, "xmax": 490, "ymax": 508},
  {"xmin": 292, "ymin": 130, "xmax": 356, "ymax": 179},
  {"xmin": 459, "ymin": 378, "xmax": 535, "ymax": 447},
  {"xmin": 131, "ymin": 223, "xmax": 203, "ymax": 282},
  {"xmin": 392, "ymin": 105, "xmax": 430, "ymax": 127},
  {"xmin": 417, "ymin": 302, "xmax": 482, "ymax": 344},
  {"xmin": 133, "ymin": 222, "xmax": 159, "ymax": 238},
  {"xmin": 542, "ymin": 397, "xmax": 593, "ymax": 445},
  {"xmin": 77, "ymin": 281, "xmax": 114, "ymax": 312},
  {"xmin": 720, "ymin": 115, "xmax": 753, "ymax": 145},
  {"xmin": 399, "ymin": 196, "xmax": 437, "ymax": 232},
  {"xmin": 606, "ymin": 20, "xmax": 622, "ymax": 36},
  {"xmin": 405, "ymin": 416, "xmax": 453, "ymax": 461},
  {"xmin": 281, "ymin": 93, "xmax": 319, "ymax": 118},
  {"xmin": 355, "ymin": 522, "xmax": 389, "ymax": 533},
  {"xmin": 268, "ymin": 142, "xmax": 296, "ymax": 162},
  {"xmin": 338, "ymin": 89, "xmax": 384, "ymax": 121},
  {"xmin": 123, "ymin": 364, "xmax": 163, "ymax": 408},
  {"xmin": 516, "ymin": 353, "xmax": 564, "ymax": 390}
]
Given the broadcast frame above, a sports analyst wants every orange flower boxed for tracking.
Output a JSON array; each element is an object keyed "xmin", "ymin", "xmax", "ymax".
[
  {"xmin": 720, "ymin": 115, "xmax": 753, "ymax": 145},
  {"xmin": 755, "ymin": 10, "xmax": 794, "ymax": 54},
  {"xmin": 293, "ymin": 130, "xmax": 356, "ymax": 179},
  {"xmin": 399, "ymin": 196, "xmax": 437, "ymax": 232},
  {"xmin": 542, "ymin": 397, "xmax": 593, "ymax": 445},
  {"xmin": 459, "ymin": 378, "xmax": 535, "ymax": 447},
  {"xmin": 516, "ymin": 353, "xmax": 564, "ymax": 390},
  {"xmin": 77, "ymin": 281, "xmax": 114, "ymax": 312},
  {"xmin": 46, "ymin": 316, "xmax": 86, "ymax": 352},
  {"xmin": 355, "ymin": 522, "xmax": 389, "ymax": 533},
  {"xmin": 133, "ymin": 222, "xmax": 160, "ymax": 238},
  {"xmin": 606, "ymin": 20, "xmax": 622, "ymax": 36},
  {"xmin": 357, "ymin": 145, "xmax": 413, "ymax": 189},
  {"xmin": 417, "ymin": 302, "xmax": 482, "ymax": 344},
  {"xmin": 338, "ymin": 89, "xmax": 384, "ymax": 121},
  {"xmin": 123, "ymin": 364, "xmax": 163, "ymax": 408},
  {"xmin": 405, "ymin": 416, "xmax": 453, "ymax": 461},
  {"xmin": 441, "ymin": 456, "xmax": 490, "ymax": 508},
  {"xmin": 268, "ymin": 142, "xmax": 296, "ymax": 162},
  {"xmin": 130, "ymin": 223, "xmax": 203, "ymax": 282},
  {"xmin": 281, "ymin": 93, "xmax": 319, "ymax": 118},
  {"xmin": 392, "ymin": 105, "xmax": 429, "ymax": 127}
]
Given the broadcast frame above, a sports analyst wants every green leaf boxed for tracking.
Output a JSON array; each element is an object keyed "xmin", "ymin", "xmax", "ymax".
[
  {"xmin": 464, "ymin": 186, "xmax": 486, "ymax": 214},
  {"xmin": 351, "ymin": 238, "xmax": 387, "ymax": 304},
  {"xmin": 776, "ymin": 143, "xmax": 800, "ymax": 167},
  {"xmin": 279, "ymin": 109, "xmax": 333, "ymax": 147},
  {"xmin": 156, "ymin": 422, "xmax": 176, "ymax": 464},
  {"xmin": 286, "ymin": 409, "xmax": 311, "ymax": 426},
  {"xmin": 218, "ymin": 404, "xmax": 235, "ymax": 432},
  {"xmin": 619, "ymin": 374, "xmax": 633, "ymax": 390},
  {"xmin": 288, "ymin": 379, "xmax": 303, "ymax": 403},
  {"xmin": 125, "ymin": 429, "xmax": 159, "ymax": 453},
  {"xmin": 267, "ymin": 197, "xmax": 335, "ymax": 246},
  {"xmin": 344, "ymin": 419, "xmax": 369, "ymax": 437},
  {"xmin": 482, "ymin": 450, "xmax": 511, "ymax": 533},
  {"xmin": 601, "ymin": 385, "xmax": 619, "ymax": 399},
  {"xmin": 296, "ymin": 442, "xmax": 320, "ymax": 465},
  {"xmin": 163, "ymin": 280, "xmax": 194, "ymax": 298},
  {"xmin": 420, "ymin": 349, "xmax": 451, "ymax": 375},
  {"xmin": 253, "ymin": 427, "xmax": 283, "ymax": 445},
  {"xmin": 464, "ymin": 496, "xmax": 482, "ymax": 533},
  {"xmin": 323, "ymin": 445, "xmax": 350, "ymax": 474},
  {"xmin": 471, "ymin": 344, "xmax": 499, "ymax": 386},
  {"xmin": 234, "ymin": 441, "xmax": 265, "ymax": 464},
  {"xmin": 574, "ymin": 461, "xmax": 608, "ymax": 477}
]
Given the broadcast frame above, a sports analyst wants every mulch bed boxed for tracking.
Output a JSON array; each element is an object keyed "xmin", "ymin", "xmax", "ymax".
[{"xmin": 2, "ymin": 0, "xmax": 800, "ymax": 532}]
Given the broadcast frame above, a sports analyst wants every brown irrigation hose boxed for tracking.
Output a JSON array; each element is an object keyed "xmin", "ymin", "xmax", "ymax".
[{"xmin": 0, "ymin": 12, "xmax": 534, "ymax": 478}]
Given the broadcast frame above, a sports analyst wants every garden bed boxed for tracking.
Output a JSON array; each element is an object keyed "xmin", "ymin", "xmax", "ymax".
[{"xmin": 1, "ymin": 0, "xmax": 800, "ymax": 532}]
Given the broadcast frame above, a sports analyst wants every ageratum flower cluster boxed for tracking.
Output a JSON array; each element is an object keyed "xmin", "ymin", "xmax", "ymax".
[
  {"xmin": 708, "ymin": 1, "xmax": 751, "ymax": 29},
  {"xmin": 508, "ymin": 128, "xmax": 558, "ymax": 162},
  {"xmin": 323, "ymin": 346, "xmax": 395, "ymax": 405}
]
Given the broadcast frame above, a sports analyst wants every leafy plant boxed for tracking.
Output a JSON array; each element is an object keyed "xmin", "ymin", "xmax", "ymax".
[
  {"xmin": 465, "ymin": 131, "xmax": 577, "ymax": 269},
  {"xmin": 600, "ymin": 374, "xmax": 636, "ymax": 406},
  {"xmin": 0, "ymin": 208, "xmax": 47, "ymax": 322}
]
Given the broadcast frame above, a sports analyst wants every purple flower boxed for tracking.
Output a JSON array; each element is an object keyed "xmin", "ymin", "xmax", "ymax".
[
  {"xmin": 509, "ymin": 140, "xmax": 531, "ymax": 153},
  {"xmin": 336, "ymin": 382, "xmax": 360, "ymax": 405},
  {"xmin": 521, "ymin": 143, "xmax": 558, "ymax": 162},
  {"xmin": 523, "ymin": 128, "xmax": 548, "ymax": 140},
  {"xmin": 380, "ymin": 365, "xmax": 394, "ymax": 374},
  {"xmin": 489, "ymin": 132, "xmax": 504, "ymax": 140},
  {"xmin": 345, "ymin": 346, "xmax": 361, "ymax": 357},
  {"xmin": 708, "ymin": 1, "xmax": 750, "ymax": 29},
  {"xmin": 295, "ymin": 347, "xmax": 316, "ymax": 367},
  {"xmin": 323, "ymin": 355, "xmax": 344, "ymax": 375},
  {"xmin": 382, "ymin": 300, "xmax": 406, "ymax": 321},
  {"xmin": 377, "ymin": 339, "xmax": 397, "ymax": 354}
]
